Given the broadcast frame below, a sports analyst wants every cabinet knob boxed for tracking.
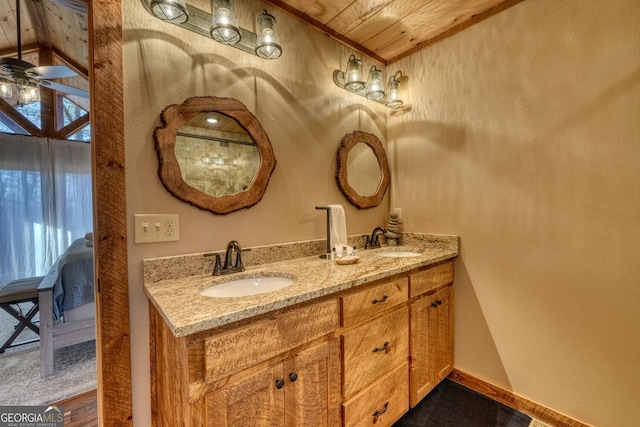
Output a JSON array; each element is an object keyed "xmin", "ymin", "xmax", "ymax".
[
  {"xmin": 371, "ymin": 295, "xmax": 388, "ymax": 304},
  {"xmin": 431, "ymin": 302, "xmax": 438, "ymax": 308},
  {"xmin": 372, "ymin": 341, "xmax": 390, "ymax": 353},
  {"xmin": 275, "ymin": 379, "xmax": 285, "ymax": 389},
  {"xmin": 289, "ymin": 372, "xmax": 298, "ymax": 382}
]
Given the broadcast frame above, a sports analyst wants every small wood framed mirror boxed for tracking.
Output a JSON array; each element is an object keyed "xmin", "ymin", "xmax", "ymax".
[
  {"xmin": 336, "ymin": 130, "xmax": 390, "ymax": 209},
  {"xmin": 154, "ymin": 97, "xmax": 276, "ymax": 215}
]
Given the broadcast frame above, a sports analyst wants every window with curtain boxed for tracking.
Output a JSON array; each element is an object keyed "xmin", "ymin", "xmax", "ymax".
[{"xmin": 0, "ymin": 134, "xmax": 93, "ymax": 285}]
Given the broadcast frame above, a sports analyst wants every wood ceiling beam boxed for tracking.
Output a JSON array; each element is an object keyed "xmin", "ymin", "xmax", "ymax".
[
  {"xmin": 0, "ymin": 97, "xmax": 45, "ymax": 137},
  {"xmin": 38, "ymin": 47, "xmax": 56, "ymax": 135},
  {"xmin": 25, "ymin": 0, "xmax": 53, "ymax": 48},
  {"xmin": 0, "ymin": 44, "xmax": 39, "ymax": 58},
  {"xmin": 55, "ymin": 110, "xmax": 88, "ymax": 139}
]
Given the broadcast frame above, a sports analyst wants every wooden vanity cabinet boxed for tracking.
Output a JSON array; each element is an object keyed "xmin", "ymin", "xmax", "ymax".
[
  {"xmin": 149, "ymin": 259, "xmax": 455, "ymax": 427},
  {"xmin": 150, "ymin": 298, "xmax": 341, "ymax": 427},
  {"xmin": 207, "ymin": 338, "xmax": 341, "ymax": 427},
  {"xmin": 408, "ymin": 261, "xmax": 454, "ymax": 407}
]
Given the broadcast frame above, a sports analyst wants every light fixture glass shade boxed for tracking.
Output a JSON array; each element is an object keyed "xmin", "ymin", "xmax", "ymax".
[
  {"xmin": 210, "ymin": 0, "xmax": 241, "ymax": 45},
  {"xmin": 385, "ymin": 76, "xmax": 403, "ymax": 108},
  {"xmin": 17, "ymin": 82, "xmax": 40, "ymax": 105},
  {"xmin": 344, "ymin": 55, "xmax": 364, "ymax": 91},
  {"xmin": 150, "ymin": 0, "xmax": 189, "ymax": 24},
  {"xmin": 0, "ymin": 79, "xmax": 12, "ymax": 99},
  {"xmin": 366, "ymin": 67, "xmax": 385, "ymax": 100},
  {"xmin": 255, "ymin": 11, "xmax": 282, "ymax": 59}
]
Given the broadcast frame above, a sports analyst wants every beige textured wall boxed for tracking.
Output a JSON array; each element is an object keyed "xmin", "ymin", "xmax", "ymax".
[
  {"xmin": 389, "ymin": 1, "xmax": 640, "ymax": 426},
  {"xmin": 123, "ymin": 1, "xmax": 388, "ymax": 425}
]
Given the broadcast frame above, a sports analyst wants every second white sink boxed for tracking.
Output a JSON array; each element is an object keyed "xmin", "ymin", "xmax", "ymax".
[{"xmin": 200, "ymin": 275, "xmax": 296, "ymax": 298}]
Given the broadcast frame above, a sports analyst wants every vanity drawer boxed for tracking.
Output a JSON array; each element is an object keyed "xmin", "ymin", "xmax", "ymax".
[
  {"xmin": 410, "ymin": 261, "xmax": 453, "ymax": 298},
  {"xmin": 342, "ymin": 306, "xmax": 408, "ymax": 398},
  {"xmin": 204, "ymin": 299, "xmax": 339, "ymax": 383},
  {"xmin": 341, "ymin": 277, "xmax": 408, "ymax": 327},
  {"xmin": 342, "ymin": 361, "xmax": 408, "ymax": 427}
]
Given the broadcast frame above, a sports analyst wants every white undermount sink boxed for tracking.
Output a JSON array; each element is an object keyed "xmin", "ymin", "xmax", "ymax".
[
  {"xmin": 200, "ymin": 275, "xmax": 296, "ymax": 298},
  {"xmin": 375, "ymin": 251, "xmax": 422, "ymax": 258}
]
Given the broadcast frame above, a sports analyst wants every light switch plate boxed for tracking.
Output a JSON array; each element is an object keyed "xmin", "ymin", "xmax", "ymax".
[{"xmin": 134, "ymin": 214, "xmax": 179, "ymax": 244}]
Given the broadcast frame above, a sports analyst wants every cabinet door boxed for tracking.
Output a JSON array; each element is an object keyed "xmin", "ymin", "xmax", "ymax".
[
  {"xmin": 284, "ymin": 339, "xmax": 341, "ymax": 427},
  {"xmin": 409, "ymin": 285, "xmax": 453, "ymax": 408},
  {"xmin": 207, "ymin": 362, "xmax": 285, "ymax": 427},
  {"xmin": 433, "ymin": 286, "xmax": 453, "ymax": 383}
]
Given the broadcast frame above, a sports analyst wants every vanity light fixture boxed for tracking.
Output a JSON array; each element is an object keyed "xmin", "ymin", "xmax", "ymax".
[
  {"xmin": 255, "ymin": 11, "xmax": 281, "ymax": 59},
  {"xmin": 141, "ymin": 0, "xmax": 283, "ymax": 59},
  {"xmin": 149, "ymin": 0, "xmax": 189, "ymax": 24},
  {"xmin": 333, "ymin": 55, "xmax": 407, "ymax": 109},
  {"xmin": 384, "ymin": 72, "xmax": 404, "ymax": 109},
  {"xmin": 210, "ymin": 0, "xmax": 241, "ymax": 44},
  {"xmin": 343, "ymin": 55, "xmax": 365, "ymax": 91},
  {"xmin": 365, "ymin": 66, "xmax": 384, "ymax": 100}
]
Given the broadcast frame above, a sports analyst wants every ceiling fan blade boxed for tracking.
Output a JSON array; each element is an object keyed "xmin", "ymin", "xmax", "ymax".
[
  {"xmin": 38, "ymin": 80, "xmax": 89, "ymax": 98},
  {"xmin": 27, "ymin": 65, "xmax": 79, "ymax": 80}
]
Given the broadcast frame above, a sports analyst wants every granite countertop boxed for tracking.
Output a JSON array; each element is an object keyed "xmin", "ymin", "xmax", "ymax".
[{"xmin": 144, "ymin": 239, "xmax": 458, "ymax": 337}]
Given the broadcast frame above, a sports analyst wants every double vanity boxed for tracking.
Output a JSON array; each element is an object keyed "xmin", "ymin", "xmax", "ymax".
[{"xmin": 144, "ymin": 233, "xmax": 458, "ymax": 426}]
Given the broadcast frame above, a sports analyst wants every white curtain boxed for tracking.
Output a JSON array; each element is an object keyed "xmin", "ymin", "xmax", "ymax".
[{"xmin": 0, "ymin": 134, "xmax": 93, "ymax": 285}]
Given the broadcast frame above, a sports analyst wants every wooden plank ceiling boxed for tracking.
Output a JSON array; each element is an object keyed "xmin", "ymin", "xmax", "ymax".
[{"xmin": 265, "ymin": 0, "xmax": 524, "ymax": 64}]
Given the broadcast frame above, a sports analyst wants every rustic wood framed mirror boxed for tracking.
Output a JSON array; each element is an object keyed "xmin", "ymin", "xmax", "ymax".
[
  {"xmin": 155, "ymin": 97, "xmax": 276, "ymax": 215},
  {"xmin": 336, "ymin": 130, "xmax": 390, "ymax": 209}
]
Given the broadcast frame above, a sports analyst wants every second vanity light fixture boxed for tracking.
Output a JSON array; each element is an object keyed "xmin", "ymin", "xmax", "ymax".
[
  {"xmin": 333, "ymin": 54, "xmax": 406, "ymax": 109},
  {"xmin": 143, "ymin": 0, "xmax": 282, "ymax": 59}
]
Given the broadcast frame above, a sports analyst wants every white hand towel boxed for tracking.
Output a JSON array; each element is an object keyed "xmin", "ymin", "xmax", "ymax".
[{"xmin": 328, "ymin": 205, "xmax": 348, "ymax": 252}]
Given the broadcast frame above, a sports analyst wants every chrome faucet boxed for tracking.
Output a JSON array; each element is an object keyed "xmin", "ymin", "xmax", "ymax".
[
  {"xmin": 210, "ymin": 240, "xmax": 246, "ymax": 276},
  {"xmin": 365, "ymin": 226, "xmax": 387, "ymax": 249}
]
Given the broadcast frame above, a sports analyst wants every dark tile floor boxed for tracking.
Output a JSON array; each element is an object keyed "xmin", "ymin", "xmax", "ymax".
[{"xmin": 393, "ymin": 379, "xmax": 549, "ymax": 427}]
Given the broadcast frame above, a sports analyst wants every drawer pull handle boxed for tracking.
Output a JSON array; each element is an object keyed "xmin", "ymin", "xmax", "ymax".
[
  {"xmin": 289, "ymin": 372, "xmax": 298, "ymax": 382},
  {"xmin": 372, "ymin": 401, "xmax": 389, "ymax": 417},
  {"xmin": 372, "ymin": 341, "xmax": 390, "ymax": 353},
  {"xmin": 431, "ymin": 300, "xmax": 442, "ymax": 308},
  {"xmin": 371, "ymin": 295, "xmax": 388, "ymax": 304},
  {"xmin": 275, "ymin": 379, "xmax": 285, "ymax": 389}
]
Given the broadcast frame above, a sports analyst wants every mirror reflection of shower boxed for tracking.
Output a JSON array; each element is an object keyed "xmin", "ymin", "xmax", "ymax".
[{"xmin": 174, "ymin": 112, "xmax": 260, "ymax": 197}]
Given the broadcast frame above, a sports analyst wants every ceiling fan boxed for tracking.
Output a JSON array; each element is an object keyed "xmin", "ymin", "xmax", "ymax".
[{"xmin": 0, "ymin": 0, "xmax": 89, "ymax": 104}]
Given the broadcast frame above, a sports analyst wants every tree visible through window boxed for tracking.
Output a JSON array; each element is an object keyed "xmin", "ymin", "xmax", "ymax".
[{"xmin": 62, "ymin": 98, "xmax": 90, "ymax": 142}]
